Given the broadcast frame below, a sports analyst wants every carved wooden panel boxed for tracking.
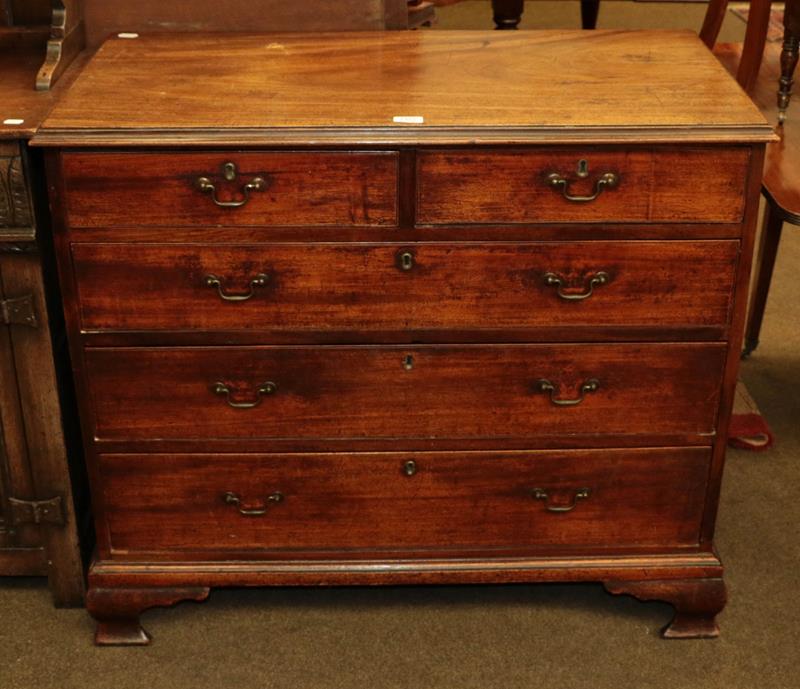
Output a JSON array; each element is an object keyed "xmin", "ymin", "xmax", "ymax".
[{"xmin": 0, "ymin": 142, "xmax": 34, "ymax": 239}]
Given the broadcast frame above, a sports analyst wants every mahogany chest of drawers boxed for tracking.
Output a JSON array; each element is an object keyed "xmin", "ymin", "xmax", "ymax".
[{"xmin": 33, "ymin": 30, "xmax": 773, "ymax": 644}]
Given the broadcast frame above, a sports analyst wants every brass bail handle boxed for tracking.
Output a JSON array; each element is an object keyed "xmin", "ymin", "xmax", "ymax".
[
  {"xmin": 211, "ymin": 381, "xmax": 277, "ymax": 409},
  {"xmin": 204, "ymin": 273, "xmax": 270, "ymax": 302},
  {"xmin": 224, "ymin": 491, "xmax": 284, "ymax": 516},
  {"xmin": 544, "ymin": 271, "xmax": 609, "ymax": 301},
  {"xmin": 531, "ymin": 488, "xmax": 590, "ymax": 513},
  {"xmin": 196, "ymin": 161, "xmax": 267, "ymax": 208},
  {"xmin": 535, "ymin": 378, "xmax": 599, "ymax": 406},
  {"xmin": 547, "ymin": 159, "xmax": 619, "ymax": 203}
]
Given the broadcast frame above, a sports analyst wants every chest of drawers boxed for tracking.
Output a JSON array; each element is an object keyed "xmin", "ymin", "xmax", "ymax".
[{"xmin": 33, "ymin": 30, "xmax": 773, "ymax": 644}]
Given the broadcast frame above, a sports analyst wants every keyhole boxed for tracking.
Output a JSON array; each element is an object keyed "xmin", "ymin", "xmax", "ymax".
[
  {"xmin": 403, "ymin": 354, "xmax": 414, "ymax": 370},
  {"xmin": 399, "ymin": 251, "xmax": 414, "ymax": 271},
  {"xmin": 576, "ymin": 159, "xmax": 589, "ymax": 178},
  {"xmin": 223, "ymin": 162, "xmax": 237, "ymax": 181}
]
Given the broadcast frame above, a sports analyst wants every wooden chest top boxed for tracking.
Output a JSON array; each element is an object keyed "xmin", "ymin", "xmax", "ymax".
[{"xmin": 33, "ymin": 30, "xmax": 772, "ymax": 146}]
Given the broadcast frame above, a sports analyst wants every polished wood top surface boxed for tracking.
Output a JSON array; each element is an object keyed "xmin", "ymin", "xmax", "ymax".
[
  {"xmin": 1, "ymin": 43, "xmax": 88, "ymax": 140},
  {"xmin": 35, "ymin": 30, "xmax": 773, "ymax": 146},
  {"xmin": 0, "ymin": 45, "xmax": 56, "ymax": 139}
]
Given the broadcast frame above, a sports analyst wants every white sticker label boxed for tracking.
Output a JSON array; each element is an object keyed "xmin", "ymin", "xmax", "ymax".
[
  {"xmin": 392, "ymin": 116, "xmax": 424, "ymax": 124},
  {"xmin": 3, "ymin": 119, "xmax": 24, "ymax": 126},
  {"xmin": 117, "ymin": 32, "xmax": 139, "ymax": 39}
]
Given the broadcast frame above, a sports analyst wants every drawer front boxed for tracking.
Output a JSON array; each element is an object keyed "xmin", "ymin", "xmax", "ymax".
[
  {"xmin": 85, "ymin": 344, "xmax": 726, "ymax": 441},
  {"xmin": 417, "ymin": 148, "xmax": 749, "ymax": 224},
  {"xmin": 98, "ymin": 448, "xmax": 711, "ymax": 555},
  {"xmin": 72, "ymin": 241, "xmax": 738, "ymax": 337},
  {"xmin": 61, "ymin": 151, "xmax": 398, "ymax": 228}
]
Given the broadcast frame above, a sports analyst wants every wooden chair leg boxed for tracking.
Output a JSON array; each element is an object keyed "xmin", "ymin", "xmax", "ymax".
[
  {"xmin": 778, "ymin": 24, "xmax": 800, "ymax": 123},
  {"xmin": 743, "ymin": 201, "xmax": 784, "ymax": 357},
  {"xmin": 581, "ymin": 0, "xmax": 600, "ymax": 30},
  {"xmin": 492, "ymin": 0, "xmax": 524, "ymax": 30},
  {"xmin": 736, "ymin": 0, "xmax": 772, "ymax": 91},
  {"xmin": 699, "ymin": 0, "xmax": 731, "ymax": 49}
]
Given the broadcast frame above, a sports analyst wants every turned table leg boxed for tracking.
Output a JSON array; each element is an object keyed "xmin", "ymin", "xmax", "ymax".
[
  {"xmin": 778, "ymin": 28, "xmax": 799, "ymax": 123},
  {"xmin": 86, "ymin": 587, "xmax": 210, "ymax": 645},
  {"xmin": 492, "ymin": 0, "xmax": 524, "ymax": 30},
  {"xmin": 778, "ymin": 0, "xmax": 800, "ymax": 123},
  {"xmin": 604, "ymin": 578, "xmax": 727, "ymax": 638}
]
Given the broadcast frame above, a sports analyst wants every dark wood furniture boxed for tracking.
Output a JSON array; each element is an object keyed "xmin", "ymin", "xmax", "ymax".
[
  {"xmin": 574, "ymin": 0, "xmax": 774, "ymax": 91},
  {"xmin": 721, "ymin": 0, "xmax": 800, "ymax": 356},
  {"xmin": 0, "ymin": 1, "xmax": 86, "ymax": 605},
  {"xmin": 36, "ymin": 0, "xmax": 84, "ymax": 90},
  {"xmin": 76, "ymin": 0, "xmax": 428, "ymax": 48},
  {"xmin": 492, "ymin": 0, "xmax": 600, "ymax": 30},
  {"xmin": 33, "ymin": 30, "xmax": 772, "ymax": 644},
  {"xmin": 777, "ymin": 1, "xmax": 799, "ymax": 121}
]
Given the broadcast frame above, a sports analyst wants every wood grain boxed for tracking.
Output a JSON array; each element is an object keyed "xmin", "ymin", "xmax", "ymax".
[
  {"xmin": 33, "ymin": 31, "xmax": 773, "ymax": 146},
  {"xmin": 0, "ymin": 46, "xmax": 57, "ymax": 139},
  {"xmin": 97, "ymin": 448, "xmax": 711, "ymax": 555},
  {"xmin": 83, "ymin": 344, "xmax": 727, "ymax": 442},
  {"xmin": 0, "ymin": 42, "xmax": 88, "ymax": 140},
  {"xmin": 62, "ymin": 151, "xmax": 398, "ymax": 228},
  {"xmin": 605, "ymin": 578, "xmax": 727, "ymax": 639},
  {"xmin": 36, "ymin": 29, "xmax": 771, "ymax": 641},
  {"xmin": 417, "ymin": 147, "xmax": 750, "ymax": 224},
  {"xmin": 71, "ymin": 241, "xmax": 739, "ymax": 339},
  {"xmin": 86, "ymin": 586, "xmax": 209, "ymax": 646},
  {"xmin": 0, "ymin": 253, "xmax": 85, "ymax": 604}
]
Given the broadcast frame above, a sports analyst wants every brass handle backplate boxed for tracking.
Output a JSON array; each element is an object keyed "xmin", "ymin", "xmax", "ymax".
[
  {"xmin": 212, "ymin": 381, "xmax": 277, "ymax": 409},
  {"xmin": 196, "ymin": 161, "xmax": 267, "ymax": 208},
  {"xmin": 544, "ymin": 271, "xmax": 609, "ymax": 301},
  {"xmin": 547, "ymin": 168, "xmax": 619, "ymax": 203},
  {"xmin": 531, "ymin": 488, "xmax": 590, "ymax": 513},
  {"xmin": 224, "ymin": 491, "xmax": 283, "ymax": 516},
  {"xmin": 535, "ymin": 378, "xmax": 599, "ymax": 406},
  {"xmin": 204, "ymin": 273, "xmax": 269, "ymax": 302}
]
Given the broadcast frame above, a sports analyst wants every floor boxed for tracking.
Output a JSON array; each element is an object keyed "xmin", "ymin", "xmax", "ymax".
[{"xmin": 3, "ymin": 3, "xmax": 799, "ymax": 688}]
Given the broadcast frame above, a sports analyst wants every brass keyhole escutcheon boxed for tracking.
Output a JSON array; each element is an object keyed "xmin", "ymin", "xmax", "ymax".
[
  {"xmin": 403, "ymin": 460, "xmax": 417, "ymax": 477},
  {"xmin": 577, "ymin": 159, "xmax": 589, "ymax": 178},
  {"xmin": 403, "ymin": 354, "xmax": 414, "ymax": 370},
  {"xmin": 398, "ymin": 251, "xmax": 415, "ymax": 271},
  {"xmin": 223, "ymin": 162, "xmax": 237, "ymax": 181}
]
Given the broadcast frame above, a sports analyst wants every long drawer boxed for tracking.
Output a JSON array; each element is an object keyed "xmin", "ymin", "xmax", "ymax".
[
  {"xmin": 60, "ymin": 151, "xmax": 399, "ymax": 228},
  {"xmin": 84, "ymin": 344, "xmax": 726, "ymax": 442},
  {"xmin": 72, "ymin": 241, "xmax": 739, "ymax": 338},
  {"xmin": 98, "ymin": 448, "xmax": 711, "ymax": 556},
  {"xmin": 417, "ymin": 148, "xmax": 750, "ymax": 224}
]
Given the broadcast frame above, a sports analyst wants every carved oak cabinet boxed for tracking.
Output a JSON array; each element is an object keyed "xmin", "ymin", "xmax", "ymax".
[
  {"xmin": 33, "ymin": 30, "xmax": 773, "ymax": 644},
  {"xmin": 0, "ymin": 28, "xmax": 85, "ymax": 605}
]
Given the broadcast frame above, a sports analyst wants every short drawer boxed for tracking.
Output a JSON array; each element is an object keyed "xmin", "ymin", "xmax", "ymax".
[
  {"xmin": 61, "ymin": 151, "xmax": 398, "ymax": 228},
  {"xmin": 98, "ymin": 448, "xmax": 711, "ymax": 556},
  {"xmin": 417, "ymin": 148, "xmax": 749, "ymax": 225},
  {"xmin": 85, "ymin": 343, "xmax": 726, "ymax": 442},
  {"xmin": 72, "ymin": 241, "xmax": 738, "ymax": 339}
]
